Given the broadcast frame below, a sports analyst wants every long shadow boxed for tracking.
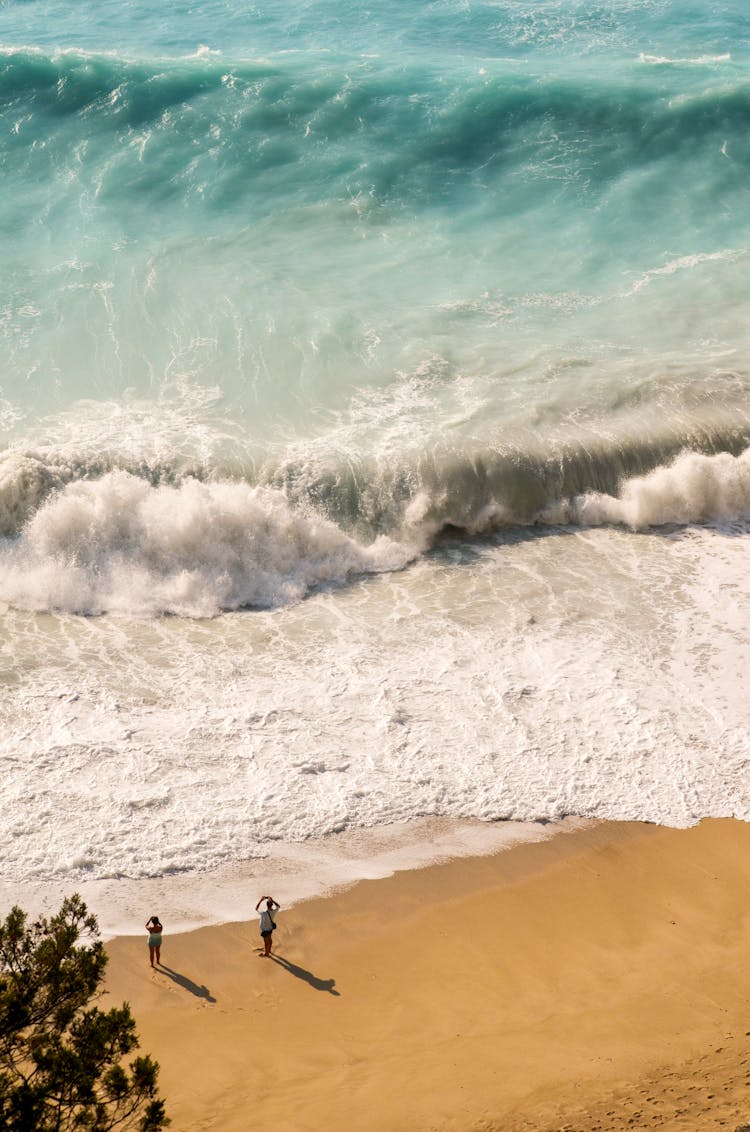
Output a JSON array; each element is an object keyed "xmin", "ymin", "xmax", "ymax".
[
  {"xmin": 268, "ymin": 954, "xmax": 340, "ymax": 995},
  {"xmin": 157, "ymin": 964, "xmax": 216, "ymax": 1002}
]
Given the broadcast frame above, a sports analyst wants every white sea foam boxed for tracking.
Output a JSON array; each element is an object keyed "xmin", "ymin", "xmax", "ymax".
[
  {"xmin": 626, "ymin": 249, "xmax": 744, "ymax": 296},
  {"xmin": 0, "ymin": 818, "xmax": 579, "ymax": 940},
  {"xmin": 0, "ymin": 471, "xmax": 413, "ymax": 616},
  {"xmin": 639, "ymin": 53, "xmax": 731, "ymax": 65},
  {"xmin": 543, "ymin": 447, "xmax": 750, "ymax": 530},
  {"xmin": 2, "ymin": 511, "xmax": 749, "ymax": 917}
]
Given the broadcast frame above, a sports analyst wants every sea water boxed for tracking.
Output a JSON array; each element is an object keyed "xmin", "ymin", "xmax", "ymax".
[{"xmin": 1, "ymin": 0, "xmax": 750, "ymax": 935}]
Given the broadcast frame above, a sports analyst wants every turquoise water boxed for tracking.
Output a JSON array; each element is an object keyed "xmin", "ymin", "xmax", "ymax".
[
  {"xmin": 2, "ymin": 2, "xmax": 750, "ymax": 917},
  {"xmin": 3, "ymin": 2, "xmax": 750, "ymax": 496}
]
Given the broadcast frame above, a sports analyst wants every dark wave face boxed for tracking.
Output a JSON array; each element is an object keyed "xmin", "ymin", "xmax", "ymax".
[{"xmin": 3, "ymin": 45, "xmax": 750, "ymax": 222}]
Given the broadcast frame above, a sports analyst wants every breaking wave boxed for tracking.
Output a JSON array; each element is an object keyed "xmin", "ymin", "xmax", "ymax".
[{"xmin": 3, "ymin": 429, "xmax": 750, "ymax": 615}]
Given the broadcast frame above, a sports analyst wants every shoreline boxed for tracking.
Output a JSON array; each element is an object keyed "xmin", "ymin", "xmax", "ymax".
[
  {"xmin": 2, "ymin": 815, "xmax": 584, "ymax": 939},
  {"xmin": 103, "ymin": 816, "xmax": 750, "ymax": 1131}
]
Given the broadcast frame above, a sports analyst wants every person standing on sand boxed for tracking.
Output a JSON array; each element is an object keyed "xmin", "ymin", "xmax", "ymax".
[
  {"xmin": 146, "ymin": 915, "xmax": 163, "ymax": 968},
  {"xmin": 255, "ymin": 895, "xmax": 280, "ymax": 956}
]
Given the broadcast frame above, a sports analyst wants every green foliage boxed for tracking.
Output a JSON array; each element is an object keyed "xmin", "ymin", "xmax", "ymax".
[{"xmin": 0, "ymin": 894, "xmax": 168, "ymax": 1131}]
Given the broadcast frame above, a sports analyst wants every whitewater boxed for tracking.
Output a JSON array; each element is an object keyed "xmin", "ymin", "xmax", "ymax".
[{"xmin": 1, "ymin": 0, "xmax": 750, "ymax": 935}]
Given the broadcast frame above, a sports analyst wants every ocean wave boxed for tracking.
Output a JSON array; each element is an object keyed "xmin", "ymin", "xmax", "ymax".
[
  {"xmin": 3, "ymin": 43, "xmax": 749, "ymax": 218},
  {"xmin": 626, "ymin": 248, "xmax": 746, "ymax": 295},
  {"xmin": 3, "ymin": 426, "xmax": 750, "ymax": 615},
  {"xmin": 0, "ymin": 471, "xmax": 412, "ymax": 616},
  {"xmin": 542, "ymin": 447, "xmax": 750, "ymax": 529}
]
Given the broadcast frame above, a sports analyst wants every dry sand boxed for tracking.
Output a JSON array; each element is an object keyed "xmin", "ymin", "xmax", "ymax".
[{"xmin": 103, "ymin": 818, "xmax": 750, "ymax": 1131}]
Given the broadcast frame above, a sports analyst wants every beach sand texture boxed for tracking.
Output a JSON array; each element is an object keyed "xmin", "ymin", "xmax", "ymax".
[{"xmin": 104, "ymin": 819, "xmax": 750, "ymax": 1131}]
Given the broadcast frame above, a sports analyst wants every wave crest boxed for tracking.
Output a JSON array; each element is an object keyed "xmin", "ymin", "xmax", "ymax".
[
  {"xmin": 544, "ymin": 447, "xmax": 750, "ymax": 530},
  {"xmin": 0, "ymin": 471, "xmax": 412, "ymax": 616}
]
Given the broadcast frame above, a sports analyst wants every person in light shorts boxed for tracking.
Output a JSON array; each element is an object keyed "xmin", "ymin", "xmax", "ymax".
[
  {"xmin": 255, "ymin": 896, "xmax": 280, "ymax": 957},
  {"xmin": 146, "ymin": 915, "xmax": 163, "ymax": 968}
]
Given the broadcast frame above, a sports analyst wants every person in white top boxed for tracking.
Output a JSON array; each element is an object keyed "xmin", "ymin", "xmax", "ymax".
[{"xmin": 255, "ymin": 895, "xmax": 280, "ymax": 956}]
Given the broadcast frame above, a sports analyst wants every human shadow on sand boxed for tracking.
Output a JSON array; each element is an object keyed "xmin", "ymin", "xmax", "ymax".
[
  {"xmin": 268, "ymin": 954, "xmax": 340, "ymax": 995},
  {"xmin": 157, "ymin": 964, "xmax": 216, "ymax": 1002}
]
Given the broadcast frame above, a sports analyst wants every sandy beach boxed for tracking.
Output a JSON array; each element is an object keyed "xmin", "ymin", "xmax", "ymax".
[{"xmin": 103, "ymin": 818, "xmax": 750, "ymax": 1131}]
